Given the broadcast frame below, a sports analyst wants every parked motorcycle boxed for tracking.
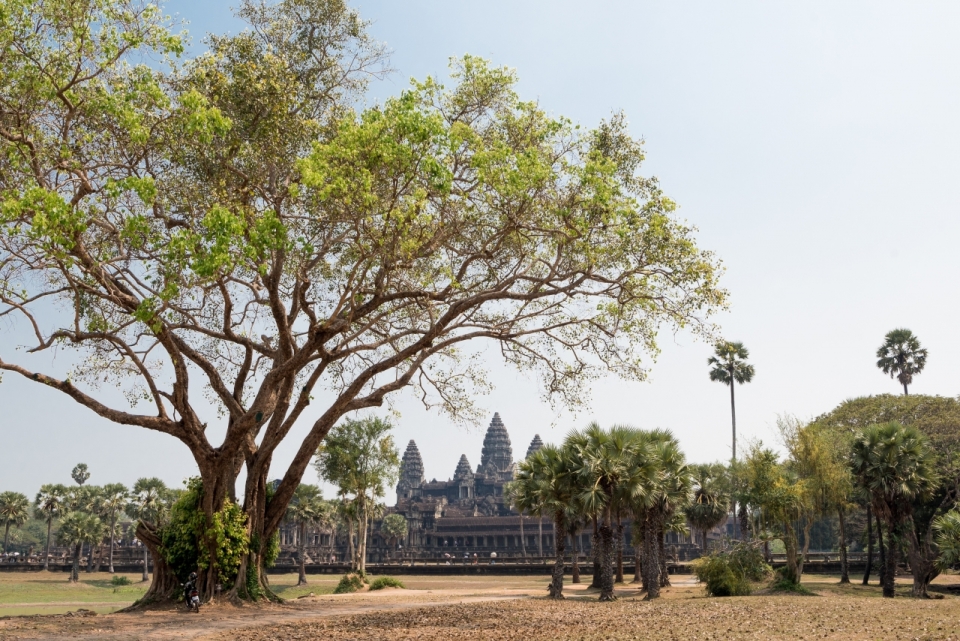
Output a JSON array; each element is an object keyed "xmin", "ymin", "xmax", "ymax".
[{"xmin": 183, "ymin": 572, "xmax": 201, "ymax": 613}]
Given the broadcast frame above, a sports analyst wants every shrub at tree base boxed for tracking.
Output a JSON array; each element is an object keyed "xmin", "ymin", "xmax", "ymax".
[
  {"xmin": 334, "ymin": 574, "xmax": 367, "ymax": 594},
  {"xmin": 694, "ymin": 543, "xmax": 770, "ymax": 597},
  {"xmin": 369, "ymin": 577, "xmax": 405, "ymax": 590}
]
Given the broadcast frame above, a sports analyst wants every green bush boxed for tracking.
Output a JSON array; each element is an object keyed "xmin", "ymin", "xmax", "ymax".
[
  {"xmin": 111, "ymin": 575, "xmax": 132, "ymax": 586},
  {"xmin": 694, "ymin": 543, "xmax": 770, "ymax": 597},
  {"xmin": 369, "ymin": 576, "xmax": 405, "ymax": 590},
  {"xmin": 334, "ymin": 573, "xmax": 366, "ymax": 594}
]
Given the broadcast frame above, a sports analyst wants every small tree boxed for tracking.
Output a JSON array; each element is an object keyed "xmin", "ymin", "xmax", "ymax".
[
  {"xmin": 876, "ymin": 329, "xmax": 928, "ymax": 395},
  {"xmin": 315, "ymin": 417, "xmax": 400, "ymax": 575},
  {"xmin": 0, "ymin": 491, "xmax": 30, "ymax": 554},
  {"xmin": 97, "ymin": 484, "xmax": 129, "ymax": 573},
  {"xmin": 286, "ymin": 484, "xmax": 326, "ymax": 586},
  {"xmin": 57, "ymin": 512, "xmax": 106, "ymax": 582},
  {"xmin": 126, "ymin": 478, "xmax": 170, "ymax": 584},
  {"xmin": 685, "ymin": 463, "xmax": 729, "ymax": 553},
  {"xmin": 71, "ymin": 464, "xmax": 91, "ymax": 487},
  {"xmin": 379, "ymin": 514, "xmax": 408, "ymax": 555},
  {"xmin": 34, "ymin": 484, "xmax": 69, "ymax": 569}
]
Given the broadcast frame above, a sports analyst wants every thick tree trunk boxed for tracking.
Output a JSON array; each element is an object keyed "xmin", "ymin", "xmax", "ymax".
[
  {"xmin": 548, "ymin": 514, "xmax": 566, "ymax": 599},
  {"xmin": 863, "ymin": 504, "xmax": 874, "ymax": 585},
  {"xmin": 797, "ymin": 518, "xmax": 813, "ymax": 579},
  {"xmin": 44, "ymin": 520, "xmax": 52, "ymax": 571},
  {"xmin": 642, "ymin": 516, "xmax": 660, "ymax": 599},
  {"xmin": 783, "ymin": 521, "xmax": 800, "ymax": 584},
  {"xmin": 701, "ymin": 528, "xmax": 708, "ymax": 554},
  {"xmin": 598, "ymin": 523, "xmax": 616, "ymax": 601},
  {"xmin": 590, "ymin": 519, "xmax": 601, "ymax": 589},
  {"xmin": 906, "ymin": 525, "xmax": 939, "ymax": 598},
  {"xmin": 882, "ymin": 521, "xmax": 897, "ymax": 598},
  {"xmin": 71, "ymin": 543, "xmax": 81, "ymax": 582},
  {"xmin": 297, "ymin": 521, "xmax": 307, "ymax": 586},
  {"xmin": 838, "ymin": 507, "xmax": 850, "ymax": 584},
  {"xmin": 133, "ymin": 521, "xmax": 179, "ymax": 605}
]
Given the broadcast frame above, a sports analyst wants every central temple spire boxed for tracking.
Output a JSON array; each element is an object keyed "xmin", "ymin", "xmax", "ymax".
[{"xmin": 479, "ymin": 412, "xmax": 513, "ymax": 476}]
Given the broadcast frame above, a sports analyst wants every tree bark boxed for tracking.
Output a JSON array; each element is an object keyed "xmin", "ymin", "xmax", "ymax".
[
  {"xmin": 519, "ymin": 515, "xmax": 526, "ymax": 559},
  {"xmin": 109, "ymin": 514, "xmax": 117, "ymax": 573},
  {"xmin": 131, "ymin": 521, "xmax": 180, "ymax": 605},
  {"xmin": 142, "ymin": 546, "xmax": 149, "ymax": 582},
  {"xmin": 838, "ymin": 507, "xmax": 849, "ymax": 584},
  {"xmin": 642, "ymin": 516, "xmax": 660, "ymax": 599},
  {"xmin": 876, "ymin": 513, "xmax": 887, "ymax": 588},
  {"xmin": 548, "ymin": 514, "xmax": 566, "ymax": 599},
  {"xmin": 797, "ymin": 518, "xmax": 813, "ymax": 580},
  {"xmin": 882, "ymin": 520, "xmax": 897, "ymax": 598},
  {"xmin": 297, "ymin": 520, "xmax": 307, "ymax": 586},
  {"xmin": 658, "ymin": 528, "xmax": 670, "ymax": 587},
  {"xmin": 783, "ymin": 521, "xmax": 799, "ymax": 584},
  {"xmin": 862, "ymin": 504, "xmax": 874, "ymax": 585},
  {"xmin": 701, "ymin": 528, "xmax": 708, "ymax": 554},
  {"xmin": 590, "ymin": 518, "xmax": 601, "ymax": 589},
  {"xmin": 906, "ymin": 523, "xmax": 939, "ymax": 598},
  {"xmin": 598, "ymin": 522, "xmax": 616, "ymax": 601},
  {"xmin": 571, "ymin": 529, "xmax": 581, "ymax": 583},
  {"xmin": 71, "ymin": 543, "xmax": 81, "ymax": 582},
  {"xmin": 615, "ymin": 520, "xmax": 624, "ymax": 584}
]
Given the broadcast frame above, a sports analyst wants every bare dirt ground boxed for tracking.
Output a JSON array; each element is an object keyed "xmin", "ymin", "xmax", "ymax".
[{"xmin": 1, "ymin": 574, "xmax": 960, "ymax": 640}]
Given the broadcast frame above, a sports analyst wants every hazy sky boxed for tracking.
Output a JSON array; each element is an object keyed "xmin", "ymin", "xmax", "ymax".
[{"xmin": 3, "ymin": 1, "xmax": 959, "ymax": 502}]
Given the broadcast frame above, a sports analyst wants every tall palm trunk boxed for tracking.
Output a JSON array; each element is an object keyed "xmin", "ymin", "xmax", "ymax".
[
  {"xmin": 729, "ymin": 373, "xmax": 738, "ymax": 539},
  {"xmin": 658, "ymin": 528, "xmax": 670, "ymax": 587},
  {"xmin": 701, "ymin": 528, "xmax": 708, "ymax": 553},
  {"xmin": 548, "ymin": 513, "xmax": 566, "ymax": 599},
  {"xmin": 519, "ymin": 514, "xmax": 526, "ymax": 558},
  {"xmin": 862, "ymin": 504, "xmax": 874, "ymax": 585},
  {"xmin": 571, "ymin": 529, "xmax": 581, "ymax": 583},
  {"xmin": 838, "ymin": 507, "xmax": 849, "ymax": 584},
  {"xmin": 642, "ymin": 515, "xmax": 660, "ymax": 599},
  {"xmin": 876, "ymin": 513, "xmax": 886, "ymax": 587},
  {"xmin": 615, "ymin": 517, "xmax": 624, "ymax": 583},
  {"xmin": 598, "ymin": 520, "xmax": 616, "ymax": 601},
  {"xmin": 109, "ymin": 515, "xmax": 118, "ymax": 573},
  {"xmin": 346, "ymin": 515, "xmax": 356, "ymax": 571},
  {"xmin": 882, "ymin": 520, "xmax": 897, "ymax": 598},
  {"xmin": 71, "ymin": 543, "xmax": 81, "ymax": 582},
  {"xmin": 590, "ymin": 518, "xmax": 601, "ymax": 588},
  {"xmin": 537, "ymin": 517, "xmax": 543, "ymax": 558},
  {"xmin": 297, "ymin": 520, "xmax": 308, "ymax": 586},
  {"xmin": 43, "ymin": 519, "xmax": 53, "ymax": 570}
]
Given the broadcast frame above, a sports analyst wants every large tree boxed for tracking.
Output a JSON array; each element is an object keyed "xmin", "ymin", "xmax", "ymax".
[
  {"xmin": 0, "ymin": 491, "xmax": 30, "ymax": 554},
  {"xmin": 811, "ymin": 394, "xmax": 960, "ymax": 597},
  {"xmin": 876, "ymin": 329, "xmax": 928, "ymax": 395},
  {"xmin": 851, "ymin": 422, "xmax": 937, "ymax": 598},
  {"xmin": 315, "ymin": 417, "xmax": 399, "ymax": 575},
  {"xmin": 0, "ymin": 0, "xmax": 725, "ymax": 600}
]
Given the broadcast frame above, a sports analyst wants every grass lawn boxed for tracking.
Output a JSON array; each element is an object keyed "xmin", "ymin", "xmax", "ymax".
[{"xmin": 0, "ymin": 571, "xmax": 148, "ymax": 616}]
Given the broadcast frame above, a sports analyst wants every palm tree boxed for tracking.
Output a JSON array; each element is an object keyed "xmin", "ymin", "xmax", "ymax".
[
  {"xmin": 510, "ymin": 444, "xmax": 576, "ymax": 599},
  {"xmin": 0, "ymin": 491, "xmax": 30, "ymax": 554},
  {"xmin": 126, "ymin": 478, "xmax": 169, "ymax": 582},
  {"xmin": 876, "ymin": 329, "xmax": 928, "ymax": 395},
  {"xmin": 708, "ymin": 341, "xmax": 755, "ymax": 463},
  {"xmin": 71, "ymin": 463, "xmax": 90, "ymax": 486},
  {"xmin": 851, "ymin": 422, "xmax": 937, "ymax": 598},
  {"xmin": 34, "ymin": 484, "xmax": 69, "ymax": 569},
  {"xmin": 684, "ymin": 464, "xmax": 729, "ymax": 554},
  {"xmin": 97, "ymin": 483, "xmax": 129, "ymax": 573},
  {"xmin": 57, "ymin": 512, "xmax": 106, "ymax": 582},
  {"xmin": 286, "ymin": 484, "xmax": 326, "ymax": 586}
]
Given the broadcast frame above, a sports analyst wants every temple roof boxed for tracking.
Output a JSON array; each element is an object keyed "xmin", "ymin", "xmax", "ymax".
[
  {"xmin": 399, "ymin": 439, "xmax": 425, "ymax": 485},
  {"xmin": 479, "ymin": 412, "xmax": 513, "ymax": 474},
  {"xmin": 453, "ymin": 454, "xmax": 474, "ymax": 481},
  {"xmin": 525, "ymin": 434, "xmax": 544, "ymax": 459}
]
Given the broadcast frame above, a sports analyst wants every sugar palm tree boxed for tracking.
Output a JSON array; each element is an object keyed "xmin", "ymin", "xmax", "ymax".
[
  {"xmin": 684, "ymin": 464, "xmax": 729, "ymax": 554},
  {"xmin": 708, "ymin": 341, "xmax": 755, "ymax": 463},
  {"xmin": 286, "ymin": 484, "xmax": 326, "ymax": 586},
  {"xmin": 851, "ymin": 422, "xmax": 937, "ymax": 598},
  {"xmin": 646, "ymin": 431, "xmax": 692, "ymax": 591},
  {"xmin": 34, "ymin": 484, "xmax": 69, "ymax": 569},
  {"xmin": 71, "ymin": 463, "xmax": 90, "ymax": 486},
  {"xmin": 0, "ymin": 491, "xmax": 30, "ymax": 554},
  {"xmin": 97, "ymin": 483, "xmax": 129, "ymax": 573},
  {"xmin": 876, "ymin": 329, "xmax": 928, "ymax": 395},
  {"xmin": 511, "ymin": 444, "xmax": 576, "ymax": 599},
  {"xmin": 57, "ymin": 512, "xmax": 106, "ymax": 582}
]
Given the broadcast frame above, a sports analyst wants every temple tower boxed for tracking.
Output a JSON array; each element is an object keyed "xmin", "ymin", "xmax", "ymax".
[
  {"xmin": 525, "ymin": 434, "xmax": 544, "ymax": 459},
  {"xmin": 478, "ymin": 412, "xmax": 513, "ymax": 479},
  {"xmin": 396, "ymin": 440, "xmax": 425, "ymax": 499},
  {"xmin": 453, "ymin": 454, "xmax": 475, "ymax": 499}
]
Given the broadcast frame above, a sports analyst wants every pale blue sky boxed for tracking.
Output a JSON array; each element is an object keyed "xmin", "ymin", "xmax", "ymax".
[{"xmin": 3, "ymin": 1, "xmax": 959, "ymax": 500}]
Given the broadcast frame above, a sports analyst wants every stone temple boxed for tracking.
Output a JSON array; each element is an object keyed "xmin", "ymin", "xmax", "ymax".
[{"xmin": 392, "ymin": 412, "xmax": 553, "ymax": 555}]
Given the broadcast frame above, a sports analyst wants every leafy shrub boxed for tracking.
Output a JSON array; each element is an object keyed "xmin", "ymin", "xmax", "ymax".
[
  {"xmin": 694, "ymin": 542, "xmax": 770, "ymax": 597},
  {"xmin": 369, "ymin": 576, "xmax": 405, "ymax": 590},
  {"xmin": 334, "ymin": 573, "xmax": 366, "ymax": 594},
  {"xmin": 111, "ymin": 575, "xmax": 132, "ymax": 586}
]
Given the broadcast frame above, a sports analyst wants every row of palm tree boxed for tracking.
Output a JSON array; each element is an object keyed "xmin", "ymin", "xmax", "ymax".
[{"xmin": 508, "ymin": 423, "xmax": 693, "ymax": 601}]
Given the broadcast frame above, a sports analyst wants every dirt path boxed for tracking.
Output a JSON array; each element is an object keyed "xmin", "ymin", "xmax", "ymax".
[{"xmin": 0, "ymin": 590, "xmax": 532, "ymax": 641}]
